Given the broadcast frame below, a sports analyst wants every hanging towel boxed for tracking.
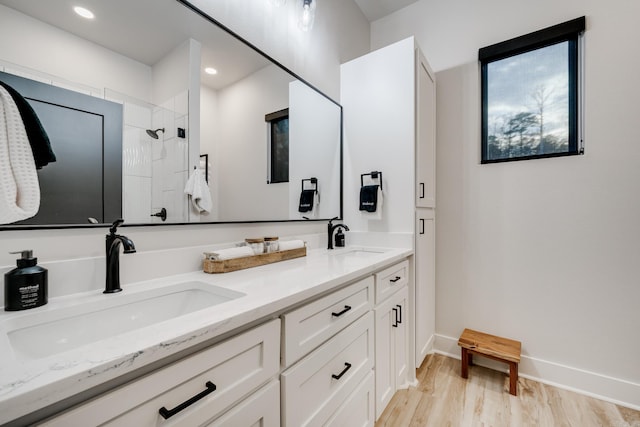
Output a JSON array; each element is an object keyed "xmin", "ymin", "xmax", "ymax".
[
  {"xmin": 0, "ymin": 85, "xmax": 40, "ymax": 224},
  {"xmin": 0, "ymin": 81, "xmax": 55, "ymax": 169},
  {"xmin": 298, "ymin": 189, "xmax": 315, "ymax": 213},
  {"xmin": 359, "ymin": 185, "xmax": 380, "ymax": 212},
  {"xmin": 184, "ymin": 168, "xmax": 212, "ymax": 213},
  {"xmin": 359, "ymin": 185, "xmax": 383, "ymax": 220}
]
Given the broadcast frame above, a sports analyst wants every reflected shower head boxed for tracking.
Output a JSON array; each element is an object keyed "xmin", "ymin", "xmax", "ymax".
[{"xmin": 146, "ymin": 128, "xmax": 165, "ymax": 139}]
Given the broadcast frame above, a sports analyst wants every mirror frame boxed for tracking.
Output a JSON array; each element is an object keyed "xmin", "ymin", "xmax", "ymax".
[{"xmin": 0, "ymin": 0, "xmax": 343, "ymax": 231}]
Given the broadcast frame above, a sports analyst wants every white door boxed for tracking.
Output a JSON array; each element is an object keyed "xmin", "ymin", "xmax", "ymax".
[{"xmin": 415, "ymin": 49, "xmax": 436, "ymax": 208}]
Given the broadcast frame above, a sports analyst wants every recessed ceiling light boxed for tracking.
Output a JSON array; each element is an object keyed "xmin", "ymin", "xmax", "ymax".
[
  {"xmin": 73, "ymin": 6, "xmax": 95, "ymax": 20},
  {"xmin": 204, "ymin": 67, "xmax": 218, "ymax": 75}
]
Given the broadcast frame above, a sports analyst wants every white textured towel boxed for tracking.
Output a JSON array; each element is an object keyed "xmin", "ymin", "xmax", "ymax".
[
  {"xmin": 0, "ymin": 85, "xmax": 40, "ymax": 224},
  {"xmin": 278, "ymin": 240, "xmax": 306, "ymax": 251},
  {"xmin": 204, "ymin": 246, "xmax": 254, "ymax": 261},
  {"xmin": 184, "ymin": 168, "xmax": 212, "ymax": 213}
]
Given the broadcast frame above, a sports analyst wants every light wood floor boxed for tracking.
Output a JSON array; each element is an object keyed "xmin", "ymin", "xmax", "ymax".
[{"xmin": 376, "ymin": 353, "xmax": 640, "ymax": 427}]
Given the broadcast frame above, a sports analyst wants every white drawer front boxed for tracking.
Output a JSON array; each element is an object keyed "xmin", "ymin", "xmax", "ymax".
[
  {"xmin": 41, "ymin": 319, "xmax": 280, "ymax": 427},
  {"xmin": 325, "ymin": 371, "xmax": 374, "ymax": 427},
  {"xmin": 206, "ymin": 380, "xmax": 279, "ymax": 427},
  {"xmin": 282, "ymin": 276, "xmax": 373, "ymax": 367},
  {"xmin": 281, "ymin": 312, "xmax": 374, "ymax": 427},
  {"xmin": 375, "ymin": 260, "xmax": 409, "ymax": 304}
]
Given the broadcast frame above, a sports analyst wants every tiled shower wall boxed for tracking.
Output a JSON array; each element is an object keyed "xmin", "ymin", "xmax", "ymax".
[{"xmin": 121, "ymin": 91, "xmax": 189, "ymax": 223}]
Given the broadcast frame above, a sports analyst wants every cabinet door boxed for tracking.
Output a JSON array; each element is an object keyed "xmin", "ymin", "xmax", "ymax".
[
  {"xmin": 416, "ymin": 49, "xmax": 436, "ymax": 208},
  {"xmin": 393, "ymin": 287, "xmax": 409, "ymax": 390},
  {"xmin": 415, "ymin": 210, "xmax": 436, "ymax": 367},
  {"xmin": 374, "ymin": 298, "xmax": 395, "ymax": 419},
  {"xmin": 374, "ymin": 286, "xmax": 409, "ymax": 420}
]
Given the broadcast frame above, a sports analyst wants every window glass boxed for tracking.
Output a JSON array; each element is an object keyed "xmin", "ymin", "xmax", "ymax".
[{"xmin": 486, "ymin": 42, "xmax": 570, "ymax": 161}]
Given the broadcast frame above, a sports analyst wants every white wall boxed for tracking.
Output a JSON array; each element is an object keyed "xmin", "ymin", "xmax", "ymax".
[
  {"xmin": 200, "ymin": 85, "xmax": 220, "ymax": 221},
  {"xmin": 288, "ymin": 81, "xmax": 342, "ymax": 219},
  {"xmin": 215, "ymin": 64, "xmax": 292, "ymax": 221},
  {"xmin": 372, "ymin": 0, "xmax": 640, "ymax": 408},
  {"xmin": 0, "ymin": 4, "xmax": 152, "ymax": 102},
  {"xmin": 185, "ymin": 0, "xmax": 370, "ymax": 100}
]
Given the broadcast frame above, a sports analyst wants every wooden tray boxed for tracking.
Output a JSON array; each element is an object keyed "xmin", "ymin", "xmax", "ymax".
[{"xmin": 203, "ymin": 246, "xmax": 306, "ymax": 274}]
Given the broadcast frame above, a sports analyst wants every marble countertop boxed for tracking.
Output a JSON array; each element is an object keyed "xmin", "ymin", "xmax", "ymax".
[{"xmin": 0, "ymin": 245, "xmax": 412, "ymax": 424}]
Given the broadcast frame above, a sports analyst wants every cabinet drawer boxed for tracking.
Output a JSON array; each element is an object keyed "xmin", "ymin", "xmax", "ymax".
[
  {"xmin": 282, "ymin": 276, "xmax": 373, "ymax": 367},
  {"xmin": 325, "ymin": 371, "xmax": 374, "ymax": 427},
  {"xmin": 281, "ymin": 312, "xmax": 374, "ymax": 427},
  {"xmin": 41, "ymin": 319, "xmax": 280, "ymax": 427},
  {"xmin": 375, "ymin": 260, "xmax": 409, "ymax": 303},
  {"xmin": 206, "ymin": 380, "xmax": 279, "ymax": 427}
]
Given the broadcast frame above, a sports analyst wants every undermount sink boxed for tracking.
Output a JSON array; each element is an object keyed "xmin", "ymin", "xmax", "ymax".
[
  {"xmin": 3, "ymin": 281, "xmax": 245, "ymax": 360},
  {"xmin": 331, "ymin": 248, "xmax": 388, "ymax": 258}
]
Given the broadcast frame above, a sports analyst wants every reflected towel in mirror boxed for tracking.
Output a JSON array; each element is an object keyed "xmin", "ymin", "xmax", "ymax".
[
  {"xmin": 0, "ymin": 85, "xmax": 40, "ymax": 224},
  {"xmin": 184, "ymin": 168, "xmax": 212, "ymax": 213}
]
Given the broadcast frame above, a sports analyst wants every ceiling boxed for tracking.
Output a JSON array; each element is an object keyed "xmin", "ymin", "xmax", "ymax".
[
  {"xmin": 0, "ymin": 0, "xmax": 418, "ymax": 90},
  {"xmin": 0, "ymin": 0, "xmax": 270, "ymax": 90},
  {"xmin": 353, "ymin": 0, "xmax": 419, "ymax": 22}
]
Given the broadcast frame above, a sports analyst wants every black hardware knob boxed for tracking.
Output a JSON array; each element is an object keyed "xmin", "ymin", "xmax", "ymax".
[
  {"xmin": 390, "ymin": 276, "xmax": 402, "ymax": 283},
  {"xmin": 150, "ymin": 208, "xmax": 167, "ymax": 222}
]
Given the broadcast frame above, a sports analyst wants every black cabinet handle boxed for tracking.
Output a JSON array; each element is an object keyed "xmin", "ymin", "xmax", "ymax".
[
  {"xmin": 392, "ymin": 307, "xmax": 398, "ymax": 327},
  {"xmin": 331, "ymin": 305, "xmax": 352, "ymax": 317},
  {"xmin": 158, "ymin": 381, "xmax": 216, "ymax": 420},
  {"xmin": 396, "ymin": 304, "xmax": 402, "ymax": 324},
  {"xmin": 420, "ymin": 182, "xmax": 425, "ymax": 199},
  {"xmin": 420, "ymin": 218, "xmax": 425, "ymax": 235},
  {"xmin": 390, "ymin": 276, "xmax": 402, "ymax": 283},
  {"xmin": 332, "ymin": 362, "xmax": 352, "ymax": 380}
]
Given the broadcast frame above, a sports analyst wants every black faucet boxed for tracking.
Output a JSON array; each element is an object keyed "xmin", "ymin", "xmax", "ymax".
[
  {"xmin": 327, "ymin": 217, "xmax": 350, "ymax": 250},
  {"xmin": 105, "ymin": 219, "xmax": 136, "ymax": 294}
]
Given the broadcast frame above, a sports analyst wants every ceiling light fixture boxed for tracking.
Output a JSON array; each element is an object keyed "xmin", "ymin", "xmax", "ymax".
[
  {"xmin": 73, "ymin": 6, "xmax": 95, "ymax": 20},
  {"xmin": 298, "ymin": 0, "xmax": 316, "ymax": 32},
  {"xmin": 204, "ymin": 67, "xmax": 218, "ymax": 75}
]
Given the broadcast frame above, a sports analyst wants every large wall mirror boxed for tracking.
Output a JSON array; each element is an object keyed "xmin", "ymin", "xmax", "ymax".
[{"xmin": 0, "ymin": 0, "xmax": 342, "ymax": 229}]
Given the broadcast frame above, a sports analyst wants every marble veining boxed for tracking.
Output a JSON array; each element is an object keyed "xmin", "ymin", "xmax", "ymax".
[{"xmin": 0, "ymin": 245, "xmax": 411, "ymax": 424}]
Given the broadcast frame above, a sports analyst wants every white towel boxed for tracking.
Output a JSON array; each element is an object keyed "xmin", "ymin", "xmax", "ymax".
[
  {"xmin": 278, "ymin": 240, "xmax": 306, "ymax": 251},
  {"xmin": 360, "ymin": 186, "xmax": 383, "ymax": 220},
  {"xmin": 184, "ymin": 168, "xmax": 212, "ymax": 213},
  {"xmin": 204, "ymin": 246, "xmax": 254, "ymax": 261},
  {"xmin": 0, "ymin": 85, "xmax": 40, "ymax": 224}
]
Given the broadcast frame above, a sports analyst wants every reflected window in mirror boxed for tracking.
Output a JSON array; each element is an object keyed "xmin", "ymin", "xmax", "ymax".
[{"xmin": 266, "ymin": 108, "xmax": 289, "ymax": 184}]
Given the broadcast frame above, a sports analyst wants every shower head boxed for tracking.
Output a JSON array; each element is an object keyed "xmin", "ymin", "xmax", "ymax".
[{"xmin": 146, "ymin": 128, "xmax": 165, "ymax": 139}]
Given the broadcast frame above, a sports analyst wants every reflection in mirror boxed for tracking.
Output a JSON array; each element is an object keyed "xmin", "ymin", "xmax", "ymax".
[{"xmin": 0, "ymin": 0, "xmax": 341, "ymax": 228}]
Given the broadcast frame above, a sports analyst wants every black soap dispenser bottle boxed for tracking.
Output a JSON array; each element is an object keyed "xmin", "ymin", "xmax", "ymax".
[
  {"xmin": 4, "ymin": 250, "xmax": 48, "ymax": 311},
  {"xmin": 335, "ymin": 227, "xmax": 346, "ymax": 248}
]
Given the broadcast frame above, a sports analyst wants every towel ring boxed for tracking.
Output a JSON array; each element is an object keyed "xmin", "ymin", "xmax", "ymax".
[
  {"xmin": 360, "ymin": 171, "xmax": 383, "ymax": 191},
  {"xmin": 301, "ymin": 177, "xmax": 318, "ymax": 193}
]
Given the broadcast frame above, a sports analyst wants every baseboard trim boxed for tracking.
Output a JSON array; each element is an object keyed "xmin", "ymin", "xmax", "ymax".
[{"xmin": 433, "ymin": 334, "xmax": 640, "ymax": 411}]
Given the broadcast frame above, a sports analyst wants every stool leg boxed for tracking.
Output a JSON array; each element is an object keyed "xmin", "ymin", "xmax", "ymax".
[
  {"xmin": 461, "ymin": 348, "xmax": 469, "ymax": 379},
  {"xmin": 509, "ymin": 362, "xmax": 518, "ymax": 396},
  {"xmin": 468, "ymin": 353, "xmax": 473, "ymax": 366}
]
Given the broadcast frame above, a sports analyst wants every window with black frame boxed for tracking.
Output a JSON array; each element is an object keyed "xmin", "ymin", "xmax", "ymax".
[
  {"xmin": 480, "ymin": 17, "xmax": 585, "ymax": 163},
  {"xmin": 265, "ymin": 108, "xmax": 289, "ymax": 183}
]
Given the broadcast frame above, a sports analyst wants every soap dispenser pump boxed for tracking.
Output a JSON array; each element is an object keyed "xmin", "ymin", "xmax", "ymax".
[
  {"xmin": 335, "ymin": 227, "xmax": 346, "ymax": 248},
  {"xmin": 4, "ymin": 250, "xmax": 48, "ymax": 311}
]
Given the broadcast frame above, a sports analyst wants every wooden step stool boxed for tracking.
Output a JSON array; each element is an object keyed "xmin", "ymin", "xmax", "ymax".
[{"xmin": 457, "ymin": 328, "xmax": 521, "ymax": 396}]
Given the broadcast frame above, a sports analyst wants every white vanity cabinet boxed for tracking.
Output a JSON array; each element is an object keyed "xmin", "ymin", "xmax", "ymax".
[
  {"xmin": 374, "ymin": 263, "xmax": 410, "ymax": 419},
  {"xmin": 415, "ymin": 209, "xmax": 436, "ymax": 366},
  {"xmin": 280, "ymin": 276, "xmax": 375, "ymax": 427},
  {"xmin": 39, "ymin": 319, "xmax": 281, "ymax": 427}
]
